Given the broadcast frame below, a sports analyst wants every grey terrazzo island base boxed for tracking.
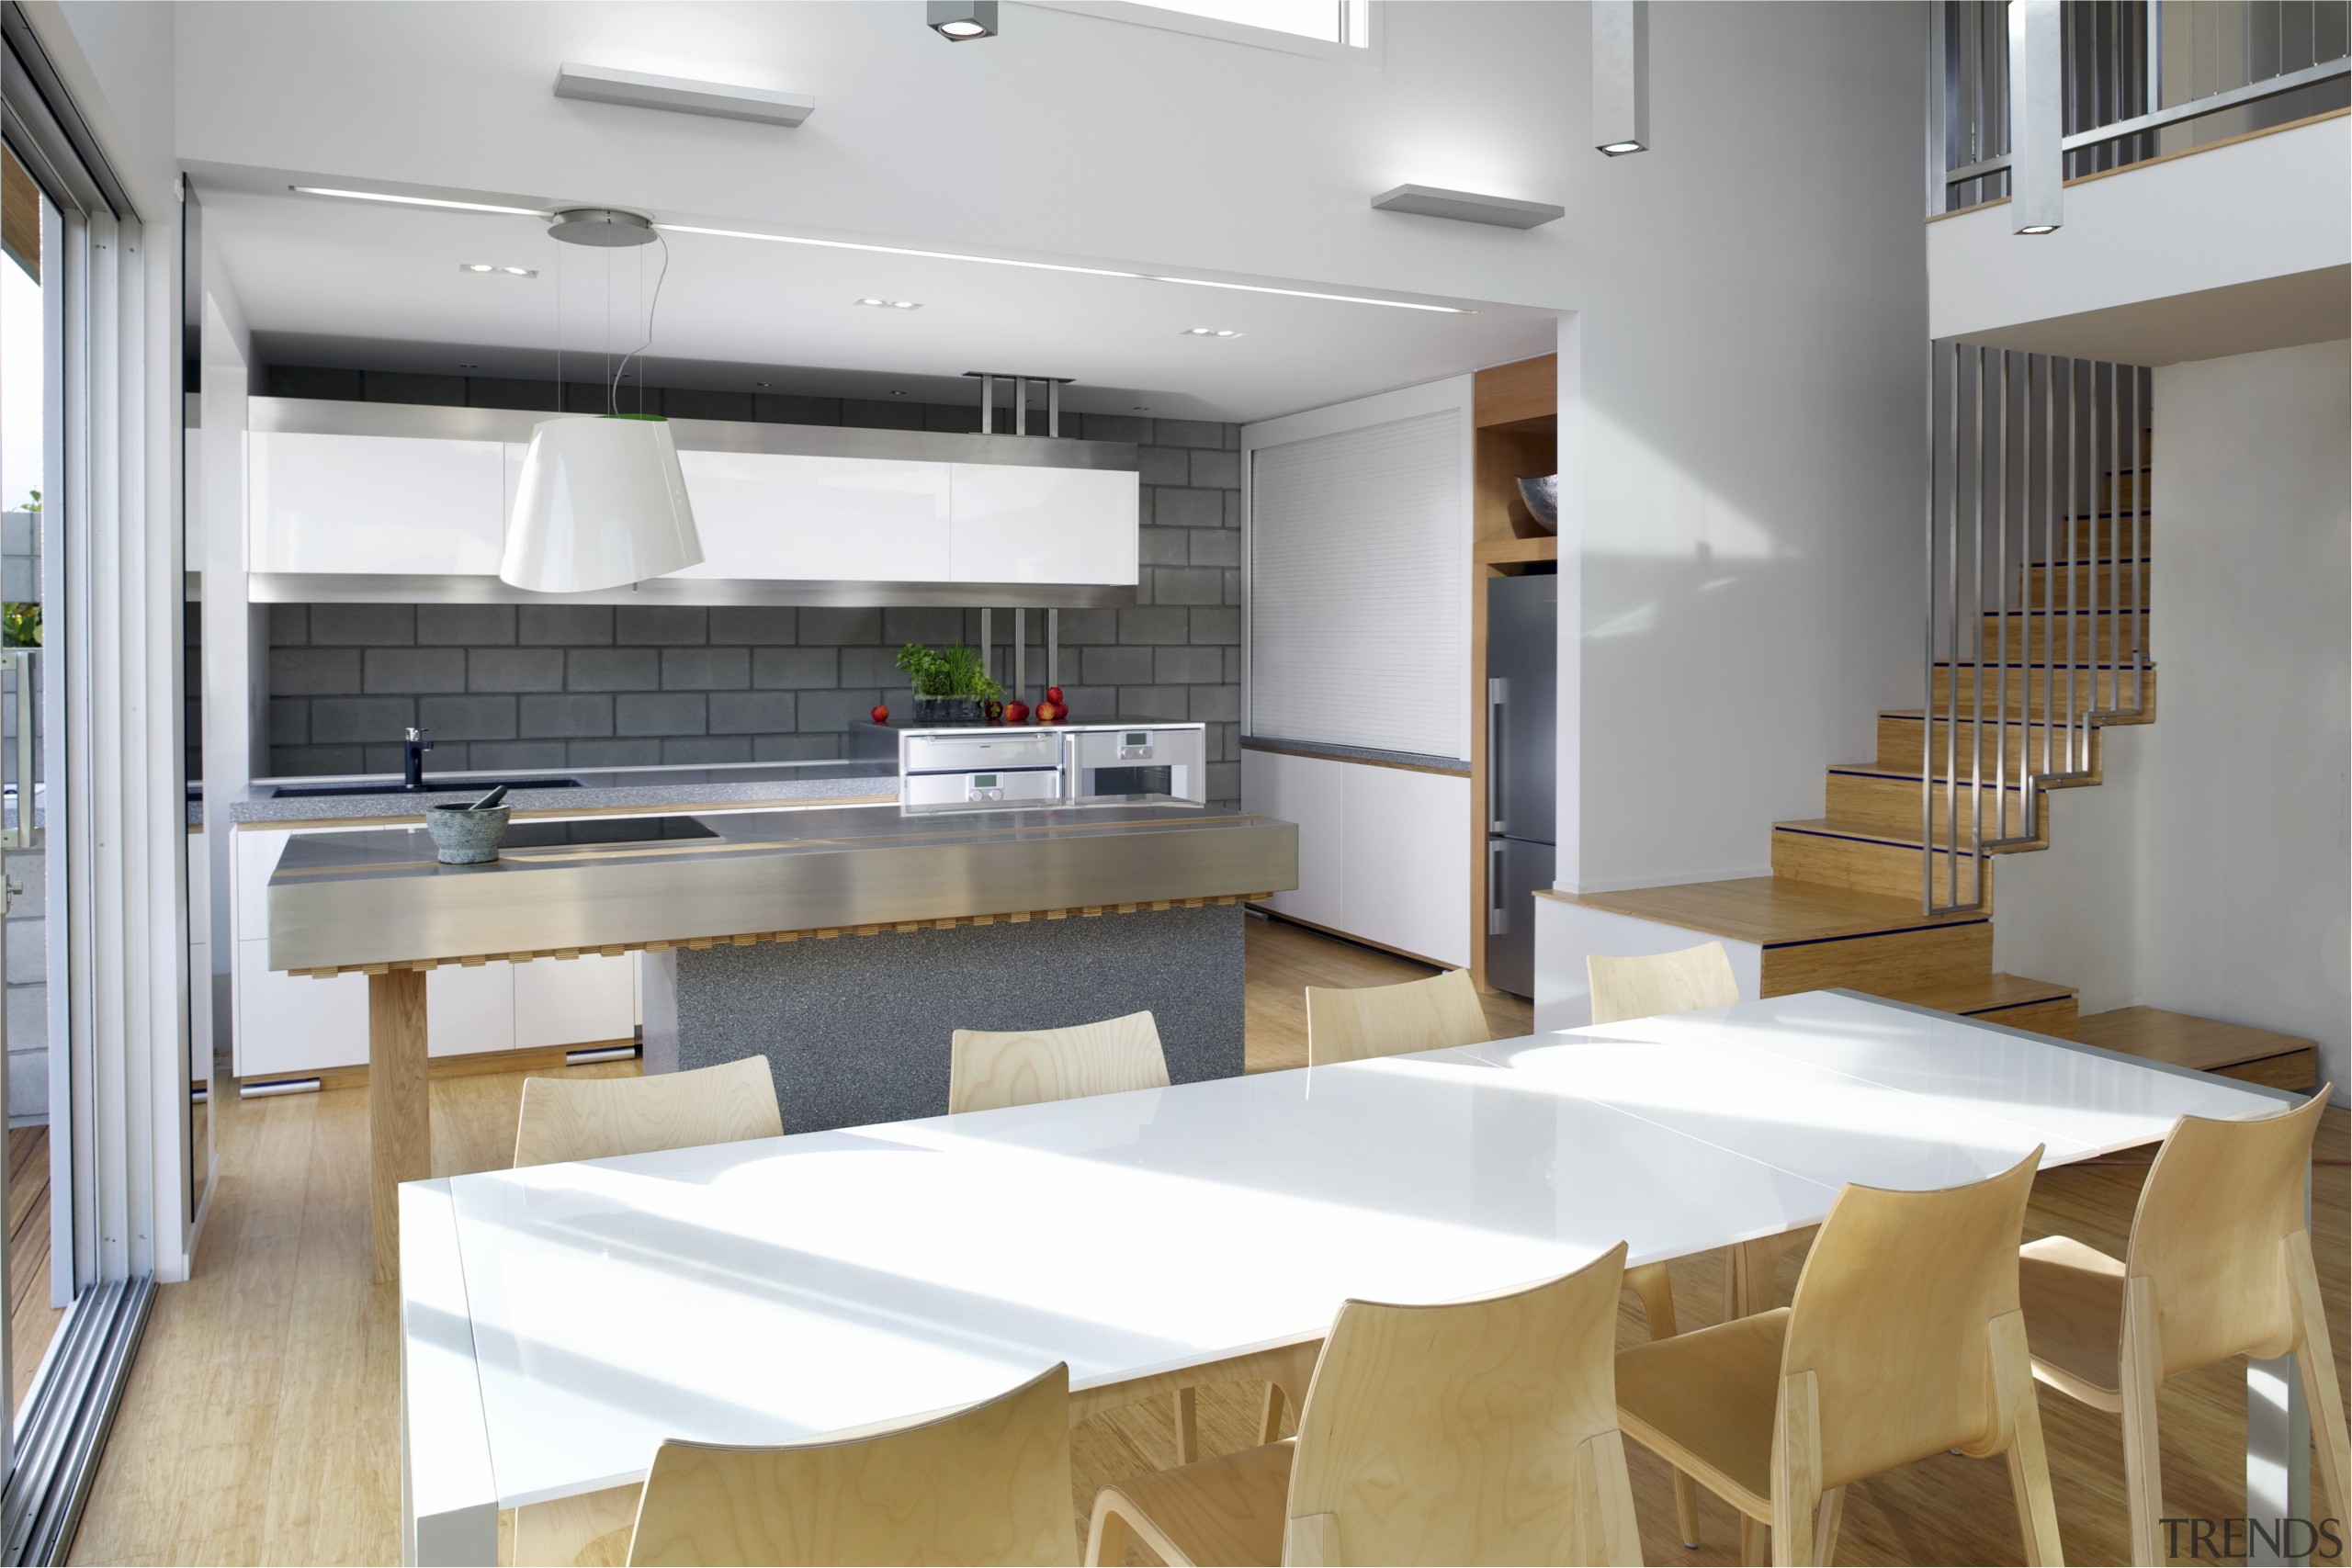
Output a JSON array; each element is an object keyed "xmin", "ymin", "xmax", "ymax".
[{"xmin": 265, "ymin": 800, "xmax": 1298, "ymax": 1274}]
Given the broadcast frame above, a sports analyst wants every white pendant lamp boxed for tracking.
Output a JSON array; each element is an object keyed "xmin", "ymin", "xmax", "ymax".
[
  {"xmin": 501, "ymin": 209, "xmax": 705, "ymax": 592},
  {"xmin": 501, "ymin": 414, "xmax": 701, "ymax": 592}
]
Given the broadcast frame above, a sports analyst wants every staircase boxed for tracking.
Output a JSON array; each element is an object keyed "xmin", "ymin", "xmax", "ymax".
[{"xmin": 1551, "ymin": 432, "xmax": 2315, "ymax": 1084}]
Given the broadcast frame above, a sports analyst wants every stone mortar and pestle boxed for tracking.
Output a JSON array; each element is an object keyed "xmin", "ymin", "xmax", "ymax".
[{"xmin": 425, "ymin": 784, "xmax": 513, "ymax": 864}]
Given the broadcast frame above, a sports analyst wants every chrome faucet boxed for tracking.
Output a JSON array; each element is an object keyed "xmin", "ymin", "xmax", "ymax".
[{"xmin": 402, "ymin": 726, "xmax": 434, "ymax": 792}]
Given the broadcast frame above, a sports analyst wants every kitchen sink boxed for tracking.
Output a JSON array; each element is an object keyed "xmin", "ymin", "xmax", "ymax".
[{"xmin": 268, "ymin": 776, "xmax": 585, "ymax": 799}]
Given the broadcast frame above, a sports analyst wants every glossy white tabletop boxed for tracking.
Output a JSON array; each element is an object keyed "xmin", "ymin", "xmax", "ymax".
[{"xmin": 435, "ymin": 989, "xmax": 2290, "ymax": 1508}]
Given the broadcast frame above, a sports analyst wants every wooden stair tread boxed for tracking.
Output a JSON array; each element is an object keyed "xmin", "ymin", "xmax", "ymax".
[
  {"xmin": 1540, "ymin": 876, "xmax": 1981, "ymax": 947},
  {"xmin": 1854, "ymin": 971, "xmax": 2078, "ymax": 1016},
  {"xmin": 2074, "ymin": 1007, "xmax": 2321, "ymax": 1078},
  {"xmin": 1773, "ymin": 817, "xmax": 2042, "ymax": 855}
]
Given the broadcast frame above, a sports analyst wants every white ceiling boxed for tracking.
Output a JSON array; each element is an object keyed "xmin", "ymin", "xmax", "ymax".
[{"xmin": 199, "ymin": 177, "xmax": 1561, "ymax": 423}]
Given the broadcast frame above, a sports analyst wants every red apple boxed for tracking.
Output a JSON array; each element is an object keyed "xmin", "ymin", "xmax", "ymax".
[
  {"xmin": 1046, "ymin": 686, "xmax": 1065, "ymax": 705},
  {"xmin": 870, "ymin": 704, "xmax": 889, "ymax": 725},
  {"xmin": 1004, "ymin": 700, "xmax": 1031, "ymax": 725}
]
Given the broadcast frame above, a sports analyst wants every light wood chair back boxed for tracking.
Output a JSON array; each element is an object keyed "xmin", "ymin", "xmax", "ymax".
[
  {"xmin": 1586, "ymin": 942, "xmax": 1739, "ymax": 1027},
  {"xmin": 627, "ymin": 1362, "xmax": 1076, "ymax": 1566},
  {"xmin": 1303, "ymin": 968, "xmax": 1489, "ymax": 1067},
  {"xmin": 513, "ymin": 1056, "xmax": 783, "ymax": 1169},
  {"xmin": 949, "ymin": 1010, "xmax": 1170, "ymax": 1115},
  {"xmin": 2127, "ymin": 1087, "xmax": 2331, "ymax": 1378},
  {"xmin": 1283, "ymin": 1242, "xmax": 1641, "ymax": 1565},
  {"xmin": 1781, "ymin": 1146, "xmax": 2042, "ymax": 1492}
]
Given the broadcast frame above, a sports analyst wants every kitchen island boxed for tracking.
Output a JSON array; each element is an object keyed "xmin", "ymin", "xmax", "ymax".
[{"xmin": 267, "ymin": 800, "xmax": 1298, "ymax": 1277}]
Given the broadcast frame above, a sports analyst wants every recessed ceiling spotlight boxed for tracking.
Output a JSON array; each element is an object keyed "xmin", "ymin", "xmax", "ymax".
[
  {"xmin": 854, "ymin": 298, "xmax": 922, "ymax": 310},
  {"xmin": 754, "ymin": 381, "xmax": 773, "ymax": 389},
  {"xmin": 459, "ymin": 263, "xmax": 537, "ymax": 276},
  {"xmin": 458, "ymin": 363, "xmax": 479, "ymax": 370},
  {"xmin": 1182, "ymin": 327, "xmax": 1242, "ymax": 338},
  {"xmin": 889, "ymin": 389, "xmax": 908, "ymax": 397},
  {"xmin": 927, "ymin": 1, "xmax": 997, "ymax": 39}
]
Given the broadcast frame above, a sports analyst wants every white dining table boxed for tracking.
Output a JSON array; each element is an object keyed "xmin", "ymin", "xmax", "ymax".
[{"xmin": 398, "ymin": 989, "xmax": 2315, "ymax": 1567}]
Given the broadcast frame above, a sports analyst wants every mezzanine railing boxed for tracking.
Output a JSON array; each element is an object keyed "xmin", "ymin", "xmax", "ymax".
[{"xmin": 1932, "ymin": 0, "xmax": 2348, "ymax": 217}]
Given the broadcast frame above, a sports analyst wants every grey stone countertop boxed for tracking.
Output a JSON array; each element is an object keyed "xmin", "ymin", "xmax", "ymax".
[{"xmin": 222, "ymin": 761, "xmax": 899, "ymax": 825}]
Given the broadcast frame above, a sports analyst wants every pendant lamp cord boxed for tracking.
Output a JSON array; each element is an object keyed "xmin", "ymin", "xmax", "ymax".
[{"xmin": 611, "ymin": 231, "xmax": 671, "ymax": 417}]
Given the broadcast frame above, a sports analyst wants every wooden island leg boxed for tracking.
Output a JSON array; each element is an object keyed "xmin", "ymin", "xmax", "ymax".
[{"xmin": 371, "ymin": 968, "xmax": 431, "ymax": 1284}]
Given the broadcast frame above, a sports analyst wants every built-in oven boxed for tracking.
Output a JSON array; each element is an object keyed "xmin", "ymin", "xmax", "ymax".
[
  {"xmin": 899, "ymin": 730, "xmax": 1064, "ymax": 808},
  {"xmin": 1066, "ymin": 726, "xmax": 1207, "ymax": 803}
]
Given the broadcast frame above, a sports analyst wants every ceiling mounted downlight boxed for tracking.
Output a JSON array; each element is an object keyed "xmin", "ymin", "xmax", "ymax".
[{"xmin": 501, "ymin": 207, "xmax": 703, "ymax": 592}]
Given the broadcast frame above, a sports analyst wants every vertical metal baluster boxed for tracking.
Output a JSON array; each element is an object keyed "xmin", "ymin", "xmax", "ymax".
[
  {"xmin": 2064, "ymin": 358, "xmax": 2078, "ymax": 772},
  {"xmin": 1923, "ymin": 340, "xmax": 1939, "ymax": 912},
  {"xmin": 1947, "ymin": 341, "xmax": 1964, "ymax": 906},
  {"xmin": 2135, "ymin": 367, "xmax": 2148, "ymax": 711},
  {"xmin": 2097, "ymin": 361, "xmax": 2111, "ymax": 710},
  {"xmin": 1971, "ymin": 346, "xmax": 1986, "ymax": 897},
  {"xmin": 1995, "ymin": 348, "xmax": 2009, "ymax": 841},
  {"xmin": 1956, "ymin": 345, "xmax": 1975, "ymax": 907}
]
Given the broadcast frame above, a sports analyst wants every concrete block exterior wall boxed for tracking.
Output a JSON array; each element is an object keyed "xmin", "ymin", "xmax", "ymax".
[{"xmin": 254, "ymin": 384, "xmax": 1244, "ymax": 804}]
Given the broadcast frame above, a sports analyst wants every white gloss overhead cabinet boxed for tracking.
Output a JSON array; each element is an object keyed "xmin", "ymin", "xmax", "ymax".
[
  {"xmin": 949, "ymin": 463, "xmax": 1139, "ymax": 584},
  {"xmin": 245, "ymin": 400, "xmax": 1143, "ymax": 597},
  {"xmin": 669, "ymin": 450, "xmax": 954, "ymax": 582},
  {"xmin": 247, "ymin": 430, "xmax": 507, "ymax": 575}
]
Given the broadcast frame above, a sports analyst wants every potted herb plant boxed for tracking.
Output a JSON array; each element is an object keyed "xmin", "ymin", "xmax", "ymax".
[{"xmin": 895, "ymin": 641, "xmax": 1002, "ymax": 726}]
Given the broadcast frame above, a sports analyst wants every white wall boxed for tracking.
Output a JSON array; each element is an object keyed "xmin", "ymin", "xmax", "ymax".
[
  {"xmin": 1995, "ymin": 339, "xmax": 2351, "ymax": 1099},
  {"xmin": 167, "ymin": 0, "xmax": 1930, "ymax": 894},
  {"xmin": 2141, "ymin": 341, "xmax": 2349, "ymax": 1094}
]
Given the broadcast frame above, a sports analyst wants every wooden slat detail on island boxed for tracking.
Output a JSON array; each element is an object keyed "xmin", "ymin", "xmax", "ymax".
[{"xmin": 291, "ymin": 893, "xmax": 1281, "ymax": 978}]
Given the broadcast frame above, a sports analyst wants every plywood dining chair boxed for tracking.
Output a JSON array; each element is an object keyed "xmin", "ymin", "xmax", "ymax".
[
  {"xmin": 1303, "ymin": 967, "xmax": 1490, "ymax": 1066},
  {"xmin": 1587, "ymin": 941, "xmax": 1763, "ymax": 1550},
  {"xmin": 2018, "ymin": 1086, "xmax": 2346, "ymax": 1565},
  {"xmin": 949, "ymin": 1010, "xmax": 1228, "ymax": 1466},
  {"xmin": 1615, "ymin": 1148, "xmax": 2060, "ymax": 1567},
  {"xmin": 1587, "ymin": 942, "xmax": 1740, "ymax": 1030},
  {"xmin": 949, "ymin": 1010, "xmax": 1170, "ymax": 1114},
  {"xmin": 1589, "ymin": 942, "xmax": 1806, "ymax": 1316},
  {"xmin": 513, "ymin": 1055, "xmax": 783, "ymax": 1168},
  {"xmin": 626, "ymin": 1362, "xmax": 1077, "ymax": 1566},
  {"xmin": 1086, "ymin": 1244, "xmax": 1643, "ymax": 1567}
]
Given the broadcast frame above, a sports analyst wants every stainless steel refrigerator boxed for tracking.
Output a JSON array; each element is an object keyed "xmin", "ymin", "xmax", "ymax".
[{"xmin": 1485, "ymin": 572, "xmax": 1556, "ymax": 998}]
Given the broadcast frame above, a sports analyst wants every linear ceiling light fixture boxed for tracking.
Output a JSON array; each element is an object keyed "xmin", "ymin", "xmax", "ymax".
[
  {"xmin": 289, "ymin": 186, "xmax": 549, "ymax": 216},
  {"xmin": 655, "ymin": 222, "xmax": 1475, "ymax": 312},
  {"xmin": 1592, "ymin": 0, "xmax": 1650, "ymax": 154},
  {"xmin": 854, "ymin": 297, "xmax": 922, "ymax": 309},
  {"xmin": 1369, "ymin": 185, "xmax": 1564, "ymax": 229},
  {"xmin": 553, "ymin": 62, "xmax": 816, "ymax": 126},
  {"xmin": 1182, "ymin": 327, "xmax": 1242, "ymax": 337},
  {"xmin": 927, "ymin": 1, "xmax": 999, "ymax": 39},
  {"xmin": 459, "ymin": 263, "xmax": 538, "ymax": 276}
]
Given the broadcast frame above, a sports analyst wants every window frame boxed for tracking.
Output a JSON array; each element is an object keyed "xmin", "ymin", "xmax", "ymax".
[{"xmin": 1023, "ymin": 0, "xmax": 1382, "ymax": 66}]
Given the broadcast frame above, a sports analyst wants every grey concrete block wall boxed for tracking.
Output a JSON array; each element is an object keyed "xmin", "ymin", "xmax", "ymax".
[{"xmin": 256, "ymin": 395, "xmax": 1245, "ymax": 802}]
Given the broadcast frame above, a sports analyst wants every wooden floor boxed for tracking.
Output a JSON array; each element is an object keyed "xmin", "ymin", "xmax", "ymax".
[{"xmin": 62, "ymin": 916, "xmax": 2351, "ymax": 1566}]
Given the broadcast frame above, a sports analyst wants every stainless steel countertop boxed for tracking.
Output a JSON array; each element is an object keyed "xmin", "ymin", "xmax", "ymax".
[{"xmin": 266, "ymin": 800, "xmax": 1298, "ymax": 972}]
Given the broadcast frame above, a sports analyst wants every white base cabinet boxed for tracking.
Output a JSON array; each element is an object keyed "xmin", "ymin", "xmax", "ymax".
[
  {"xmin": 1241, "ymin": 747, "xmax": 1471, "ymax": 968},
  {"xmin": 230, "ymin": 824, "xmax": 638, "ymax": 1079}
]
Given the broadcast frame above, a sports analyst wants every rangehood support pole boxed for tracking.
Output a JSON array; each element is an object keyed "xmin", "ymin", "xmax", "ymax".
[
  {"xmin": 978, "ymin": 374, "xmax": 994, "ymax": 435},
  {"xmin": 1047, "ymin": 610, "xmax": 1058, "ymax": 694},
  {"xmin": 980, "ymin": 608, "xmax": 991, "ymax": 687},
  {"xmin": 1013, "ymin": 608, "xmax": 1026, "ymax": 705}
]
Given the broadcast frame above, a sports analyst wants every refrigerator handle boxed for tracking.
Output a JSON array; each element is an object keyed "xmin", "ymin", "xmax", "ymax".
[
  {"xmin": 1487, "ymin": 840, "xmax": 1507, "ymax": 936},
  {"xmin": 1487, "ymin": 676, "xmax": 1506, "ymax": 834}
]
